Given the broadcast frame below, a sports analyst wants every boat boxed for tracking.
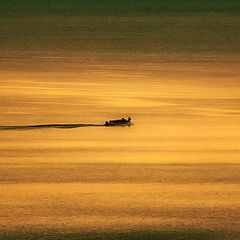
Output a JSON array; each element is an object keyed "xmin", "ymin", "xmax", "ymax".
[{"xmin": 105, "ymin": 117, "xmax": 132, "ymax": 126}]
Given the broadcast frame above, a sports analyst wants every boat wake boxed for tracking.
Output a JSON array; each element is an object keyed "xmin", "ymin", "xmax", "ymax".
[
  {"xmin": 0, "ymin": 117, "xmax": 133, "ymax": 130},
  {"xmin": 0, "ymin": 123, "xmax": 104, "ymax": 130}
]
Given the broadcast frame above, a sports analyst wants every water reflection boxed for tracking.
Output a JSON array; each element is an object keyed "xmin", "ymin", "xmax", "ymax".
[{"xmin": 0, "ymin": 7, "xmax": 240, "ymax": 235}]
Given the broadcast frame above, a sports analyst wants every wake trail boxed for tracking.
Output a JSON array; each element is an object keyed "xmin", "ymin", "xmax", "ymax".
[{"xmin": 0, "ymin": 123, "xmax": 105, "ymax": 130}]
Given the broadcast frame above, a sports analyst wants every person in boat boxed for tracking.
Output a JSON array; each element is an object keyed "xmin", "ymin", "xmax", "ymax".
[{"xmin": 104, "ymin": 117, "xmax": 132, "ymax": 126}]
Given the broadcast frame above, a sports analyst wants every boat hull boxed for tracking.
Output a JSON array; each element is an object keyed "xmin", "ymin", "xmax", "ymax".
[{"xmin": 104, "ymin": 120, "xmax": 132, "ymax": 126}]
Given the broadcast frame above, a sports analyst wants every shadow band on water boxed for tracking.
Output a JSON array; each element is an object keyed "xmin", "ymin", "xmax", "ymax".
[
  {"xmin": 0, "ymin": 123, "xmax": 105, "ymax": 130},
  {"xmin": 0, "ymin": 230, "xmax": 239, "ymax": 240}
]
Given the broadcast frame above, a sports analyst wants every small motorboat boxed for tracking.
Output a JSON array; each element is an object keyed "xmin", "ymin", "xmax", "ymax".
[{"xmin": 105, "ymin": 117, "xmax": 132, "ymax": 126}]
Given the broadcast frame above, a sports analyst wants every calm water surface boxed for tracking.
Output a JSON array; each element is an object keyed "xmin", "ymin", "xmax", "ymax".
[
  {"xmin": 0, "ymin": 53, "xmax": 239, "ymax": 235},
  {"xmin": 0, "ymin": 1, "xmax": 240, "ymax": 239}
]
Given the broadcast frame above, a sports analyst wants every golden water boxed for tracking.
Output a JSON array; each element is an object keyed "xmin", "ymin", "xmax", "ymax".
[
  {"xmin": 1, "ymin": 52, "xmax": 239, "ymax": 233},
  {"xmin": 0, "ymin": 2, "xmax": 240, "ymax": 238}
]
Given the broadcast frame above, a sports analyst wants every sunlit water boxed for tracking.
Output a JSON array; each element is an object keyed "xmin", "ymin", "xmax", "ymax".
[
  {"xmin": 0, "ymin": 1, "xmax": 240, "ymax": 239},
  {"xmin": 1, "ymin": 53, "xmax": 239, "ymax": 236}
]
